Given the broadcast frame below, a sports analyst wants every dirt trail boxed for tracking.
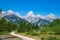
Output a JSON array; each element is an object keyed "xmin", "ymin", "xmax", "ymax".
[{"xmin": 10, "ymin": 32, "xmax": 36, "ymax": 40}]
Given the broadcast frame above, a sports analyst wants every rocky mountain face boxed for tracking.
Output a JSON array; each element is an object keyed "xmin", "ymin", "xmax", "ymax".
[
  {"xmin": 0, "ymin": 10, "xmax": 27, "ymax": 24},
  {"xmin": 0, "ymin": 10, "xmax": 56, "ymax": 26},
  {"xmin": 23, "ymin": 11, "xmax": 56, "ymax": 25}
]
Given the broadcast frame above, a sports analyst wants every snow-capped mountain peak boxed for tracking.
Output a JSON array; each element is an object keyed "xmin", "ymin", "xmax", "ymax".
[
  {"xmin": 0, "ymin": 10, "xmax": 22, "ymax": 18},
  {"xmin": 49, "ymin": 13, "xmax": 55, "ymax": 17},
  {"xmin": 7, "ymin": 10, "xmax": 14, "ymax": 14},
  {"xmin": 45, "ymin": 13, "xmax": 56, "ymax": 19},
  {"xmin": 0, "ymin": 10, "xmax": 57, "ymax": 26},
  {"xmin": 26, "ymin": 11, "xmax": 35, "ymax": 17},
  {"xmin": 44, "ymin": 13, "xmax": 56, "ymax": 21}
]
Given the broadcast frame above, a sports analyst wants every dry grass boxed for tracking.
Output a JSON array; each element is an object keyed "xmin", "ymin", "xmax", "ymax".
[
  {"xmin": 0, "ymin": 34, "xmax": 22, "ymax": 40},
  {"xmin": 15, "ymin": 32, "xmax": 60, "ymax": 40}
]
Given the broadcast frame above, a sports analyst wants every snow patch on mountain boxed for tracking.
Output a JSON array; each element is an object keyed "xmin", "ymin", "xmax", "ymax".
[
  {"xmin": 45, "ymin": 13, "xmax": 56, "ymax": 19},
  {"xmin": 0, "ymin": 10, "xmax": 57, "ymax": 24},
  {"xmin": 0, "ymin": 10, "xmax": 22, "ymax": 18},
  {"xmin": 15, "ymin": 12, "xmax": 22, "ymax": 18},
  {"xmin": 24, "ymin": 12, "xmax": 56, "ymax": 23},
  {"xmin": 26, "ymin": 11, "xmax": 35, "ymax": 17},
  {"xmin": 24, "ymin": 11, "xmax": 39, "ymax": 23},
  {"xmin": 45, "ymin": 13, "xmax": 56, "ymax": 21}
]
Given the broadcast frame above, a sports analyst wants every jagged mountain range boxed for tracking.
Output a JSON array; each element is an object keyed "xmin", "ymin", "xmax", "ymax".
[{"xmin": 0, "ymin": 10, "xmax": 56, "ymax": 26}]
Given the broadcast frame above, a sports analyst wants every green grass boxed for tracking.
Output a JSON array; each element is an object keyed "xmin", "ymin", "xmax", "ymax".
[{"xmin": 0, "ymin": 31, "xmax": 9, "ymax": 35}]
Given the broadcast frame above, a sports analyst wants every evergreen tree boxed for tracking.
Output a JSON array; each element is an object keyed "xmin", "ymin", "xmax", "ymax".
[
  {"xmin": 17, "ymin": 21, "xmax": 25, "ymax": 32},
  {"xmin": 0, "ymin": 17, "xmax": 17, "ymax": 34},
  {"xmin": 49, "ymin": 18, "xmax": 60, "ymax": 34}
]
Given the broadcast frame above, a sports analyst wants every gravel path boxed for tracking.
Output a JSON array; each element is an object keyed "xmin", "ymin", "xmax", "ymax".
[{"xmin": 10, "ymin": 32, "xmax": 36, "ymax": 40}]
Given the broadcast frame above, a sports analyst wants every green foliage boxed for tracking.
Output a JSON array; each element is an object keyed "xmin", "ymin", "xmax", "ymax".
[
  {"xmin": 49, "ymin": 18, "xmax": 60, "ymax": 27},
  {"xmin": 32, "ymin": 23, "xmax": 39, "ymax": 29},
  {"xmin": 17, "ymin": 18, "xmax": 60, "ymax": 36},
  {"xmin": 41, "ymin": 37, "xmax": 58, "ymax": 40},
  {"xmin": 0, "ymin": 16, "xmax": 59, "ymax": 36},
  {"xmin": 30, "ymin": 31, "xmax": 40, "ymax": 36},
  {"xmin": 0, "ymin": 17, "xmax": 17, "ymax": 34},
  {"xmin": 17, "ymin": 21, "xmax": 25, "ymax": 32},
  {"xmin": 17, "ymin": 20, "xmax": 32, "ymax": 32},
  {"xmin": 49, "ymin": 18, "xmax": 60, "ymax": 34},
  {"xmin": 0, "ymin": 8, "xmax": 2, "ymax": 14}
]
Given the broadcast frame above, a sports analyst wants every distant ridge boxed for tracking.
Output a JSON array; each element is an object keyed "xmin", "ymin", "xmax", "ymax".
[{"xmin": 0, "ymin": 10, "xmax": 57, "ymax": 26}]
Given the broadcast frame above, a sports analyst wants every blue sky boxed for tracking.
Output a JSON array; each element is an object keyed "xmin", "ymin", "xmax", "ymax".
[{"xmin": 0, "ymin": 0, "xmax": 60, "ymax": 17}]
